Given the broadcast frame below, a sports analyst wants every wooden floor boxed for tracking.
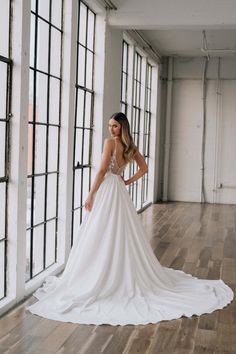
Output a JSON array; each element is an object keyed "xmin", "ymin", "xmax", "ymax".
[{"xmin": 1, "ymin": 202, "xmax": 236, "ymax": 354}]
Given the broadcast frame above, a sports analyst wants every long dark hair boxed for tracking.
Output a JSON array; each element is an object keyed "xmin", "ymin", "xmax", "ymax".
[{"xmin": 110, "ymin": 112, "xmax": 137, "ymax": 161}]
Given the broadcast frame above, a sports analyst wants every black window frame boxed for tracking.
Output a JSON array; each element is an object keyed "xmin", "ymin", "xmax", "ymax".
[{"xmin": 26, "ymin": 0, "xmax": 64, "ymax": 281}]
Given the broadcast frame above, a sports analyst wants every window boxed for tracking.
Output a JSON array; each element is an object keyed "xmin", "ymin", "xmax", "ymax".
[
  {"xmin": 0, "ymin": 0, "xmax": 12, "ymax": 300},
  {"xmin": 121, "ymin": 40, "xmax": 129, "ymax": 115},
  {"xmin": 129, "ymin": 52, "xmax": 143, "ymax": 209},
  {"xmin": 121, "ymin": 45, "xmax": 153, "ymax": 211},
  {"xmin": 26, "ymin": 0, "xmax": 63, "ymax": 281},
  {"xmin": 142, "ymin": 63, "xmax": 152, "ymax": 205},
  {"xmin": 71, "ymin": 1, "xmax": 95, "ymax": 245}
]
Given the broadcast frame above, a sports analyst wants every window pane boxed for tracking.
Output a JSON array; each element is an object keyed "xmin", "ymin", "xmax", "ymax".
[
  {"xmin": 74, "ymin": 170, "xmax": 82, "ymax": 209},
  {"xmin": 84, "ymin": 92, "xmax": 92, "ymax": 127},
  {"xmin": 76, "ymin": 89, "xmax": 85, "ymax": 127},
  {"xmin": 87, "ymin": 11, "xmax": 95, "ymax": 51},
  {"xmin": 0, "ymin": 62, "xmax": 7, "ymax": 118},
  {"xmin": 25, "ymin": 230, "xmax": 31, "ymax": 282},
  {"xmin": 33, "ymin": 225, "xmax": 44, "ymax": 276},
  {"xmin": 47, "ymin": 173, "xmax": 57, "ymax": 219},
  {"xmin": 26, "ymin": 178, "xmax": 32, "ymax": 228},
  {"xmin": 36, "ymin": 73, "xmax": 48, "ymax": 123},
  {"xmin": 49, "ymin": 78, "xmax": 60, "ymax": 125},
  {"xmin": 77, "ymin": 45, "xmax": 85, "ymax": 86},
  {"xmin": 50, "ymin": 28, "xmax": 61, "ymax": 77},
  {"xmin": 0, "ymin": 122, "xmax": 6, "ymax": 177},
  {"xmin": 79, "ymin": 2, "xmax": 87, "ymax": 46},
  {"xmin": 75, "ymin": 129, "xmax": 83, "ymax": 167},
  {"xmin": 82, "ymin": 168, "xmax": 90, "ymax": 204},
  {"xmin": 0, "ymin": 1, "xmax": 10, "ymax": 56},
  {"xmin": 51, "ymin": 0, "xmax": 62, "ymax": 28},
  {"xmin": 0, "ymin": 241, "xmax": 5, "ymax": 298},
  {"xmin": 37, "ymin": 19, "xmax": 49, "ymax": 73},
  {"xmin": 34, "ymin": 176, "xmax": 45, "ymax": 225},
  {"xmin": 0, "ymin": 183, "xmax": 6, "ymax": 238},
  {"xmin": 35, "ymin": 125, "xmax": 47, "ymax": 173},
  {"xmin": 48, "ymin": 126, "xmax": 59, "ymax": 172},
  {"xmin": 86, "ymin": 50, "xmax": 93, "ymax": 90},
  {"xmin": 46, "ymin": 220, "xmax": 56, "ymax": 266},
  {"xmin": 83, "ymin": 130, "xmax": 90, "ymax": 165},
  {"xmin": 38, "ymin": 0, "xmax": 50, "ymax": 21}
]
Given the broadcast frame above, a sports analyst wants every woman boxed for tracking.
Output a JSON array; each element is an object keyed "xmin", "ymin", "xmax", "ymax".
[{"xmin": 27, "ymin": 112, "xmax": 233, "ymax": 325}]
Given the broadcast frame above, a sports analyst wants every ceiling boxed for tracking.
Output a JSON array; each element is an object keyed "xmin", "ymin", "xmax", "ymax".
[{"xmin": 107, "ymin": 0, "xmax": 236, "ymax": 57}]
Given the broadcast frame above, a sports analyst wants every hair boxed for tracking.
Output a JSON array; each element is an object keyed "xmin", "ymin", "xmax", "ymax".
[{"xmin": 110, "ymin": 112, "xmax": 137, "ymax": 162}]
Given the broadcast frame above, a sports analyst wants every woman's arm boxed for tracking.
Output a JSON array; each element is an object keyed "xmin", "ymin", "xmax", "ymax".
[
  {"xmin": 85, "ymin": 138, "xmax": 113, "ymax": 211},
  {"xmin": 124, "ymin": 150, "xmax": 148, "ymax": 186}
]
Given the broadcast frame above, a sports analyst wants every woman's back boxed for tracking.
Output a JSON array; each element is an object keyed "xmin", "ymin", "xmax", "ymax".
[{"xmin": 109, "ymin": 138, "xmax": 127, "ymax": 175}]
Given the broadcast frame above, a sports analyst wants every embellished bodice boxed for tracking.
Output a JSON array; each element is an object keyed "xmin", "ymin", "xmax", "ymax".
[{"xmin": 108, "ymin": 140, "xmax": 127, "ymax": 175}]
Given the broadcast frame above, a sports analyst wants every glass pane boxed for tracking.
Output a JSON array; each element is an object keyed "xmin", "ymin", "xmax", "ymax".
[
  {"xmin": 46, "ymin": 220, "xmax": 56, "ymax": 266},
  {"xmin": 75, "ymin": 129, "xmax": 83, "ymax": 167},
  {"xmin": 48, "ymin": 126, "xmax": 58, "ymax": 172},
  {"xmin": 37, "ymin": 19, "xmax": 49, "ymax": 73},
  {"xmin": 87, "ymin": 11, "xmax": 95, "ymax": 51},
  {"xmin": 46, "ymin": 173, "xmax": 57, "ymax": 219},
  {"xmin": 122, "ymin": 73, "xmax": 127, "ymax": 102},
  {"xmin": 31, "ymin": 0, "xmax": 36, "ymax": 12},
  {"xmin": 28, "ymin": 70, "xmax": 34, "ymax": 123},
  {"xmin": 76, "ymin": 89, "xmax": 85, "ymax": 127},
  {"xmin": 0, "ymin": 122, "xmax": 6, "ymax": 177},
  {"xmin": 50, "ymin": 28, "xmax": 61, "ymax": 77},
  {"xmin": 49, "ymin": 78, "xmax": 60, "ymax": 125},
  {"xmin": 84, "ymin": 92, "xmax": 91, "ymax": 127},
  {"xmin": 36, "ymin": 73, "xmax": 48, "ymax": 123},
  {"xmin": 79, "ymin": 2, "xmax": 87, "ymax": 46},
  {"xmin": 86, "ymin": 50, "xmax": 93, "ymax": 90},
  {"xmin": 0, "ymin": 1, "xmax": 10, "ymax": 56},
  {"xmin": 51, "ymin": 0, "xmax": 62, "ymax": 28},
  {"xmin": 73, "ymin": 208, "xmax": 81, "ymax": 242},
  {"xmin": 77, "ymin": 45, "xmax": 85, "ymax": 87},
  {"xmin": 0, "ymin": 62, "xmax": 7, "ymax": 118},
  {"xmin": 0, "ymin": 241, "xmax": 5, "ymax": 298},
  {"xmin": 34, "ymin": 175, "xmax": 45, "ymax": 225},
  {"xmin": 83, "ymin": 130, "xmax": 90, "ymax": 165},
  {"xmin": 26, "ymin": 178, "xmax": 32, "ymax": 228},
  {"xmin": 35, "ymin": 124, "xmax": 47, "ymax": 174},
  {"xmin": 123, "ymin": 43, "xmax": 128, "ymax": 72},
  {"xmin": 82, "ymin": 168, "xmax": 90, "ymax": 204},
  {"xmin": 38, "ymin": 0, "xmax": 50, "ymax": 21},
  {"xmin": 74, "ymin": 169, "xmax": 82, "ymax": 209},
  {"xmin": 27, "ymin": 124, "xmax": 33, "ymax": 176},
  {"xmin": 0, "ymin": 183, "xmax": 6, "ymax": 238},
  {"xmin": 30, "ymin": 15, "xmax": 36, "ymax": 67},
  {"xmin": 32, "ymin": 225, "xmax": 44, "ymax": 276},
  {"xmin": 25, "ymin": 230, "xmax": 31, "ymax": 282}
]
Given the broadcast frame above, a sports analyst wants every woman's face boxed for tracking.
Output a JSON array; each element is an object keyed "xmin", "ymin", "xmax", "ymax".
[{"xmin": 108, "ymin": 118, "xmax": 121, "ymax": 138}]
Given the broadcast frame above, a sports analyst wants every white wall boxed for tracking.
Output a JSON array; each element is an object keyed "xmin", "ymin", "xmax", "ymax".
[{"xmin": 166, "ymin": 56, "xmax": 236, "ymax": 204}]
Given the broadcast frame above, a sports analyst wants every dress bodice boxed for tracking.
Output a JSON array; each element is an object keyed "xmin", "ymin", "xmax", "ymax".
[{"xmin": 108, "ymin": 139, "xmax": 127, "ymax": 175}]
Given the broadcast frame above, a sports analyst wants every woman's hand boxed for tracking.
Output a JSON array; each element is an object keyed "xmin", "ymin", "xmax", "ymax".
[
  {"xmin": 120, "ymin": 175, "xmax": 129, "ymax": 185},
  {"xmin": 85, "ymin": 194, "xmax": 94, "ymax": 211}
]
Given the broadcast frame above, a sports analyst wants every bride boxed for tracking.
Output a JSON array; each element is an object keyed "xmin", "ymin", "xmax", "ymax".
[{"xmin": 26, "ymin": 112, "xmax": 234, "ymax": 325}]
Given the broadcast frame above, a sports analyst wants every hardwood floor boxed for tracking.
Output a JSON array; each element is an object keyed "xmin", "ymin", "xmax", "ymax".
[{"xmin": 1, "ymin": 202, "xmax": 236, "ymax": 354}]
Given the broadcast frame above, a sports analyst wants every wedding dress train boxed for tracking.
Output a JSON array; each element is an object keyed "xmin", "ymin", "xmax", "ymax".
[{"xmin": 26, "ymin": 143, "xmax": 234, "ymax": 325}]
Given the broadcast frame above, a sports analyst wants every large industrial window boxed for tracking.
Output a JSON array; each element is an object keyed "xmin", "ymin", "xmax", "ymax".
[
  {"xmin": 121, "ymin": 40, "xmax": 129, "ymax": 115},
  {"xmin": 142, "ymin": 63, "xmax": 152, "ymax": 205},
  {"xmin": 0, "ymin": 0, "xmax": 12, "ymax": 299},
  {"xmin": 26, "ymin": 0, "xmax": 63, "ymax": 281},
  {"xmin": 71, "ymin": 1, "xmax": 95, "ymax": 245},
  {"xmin": 130, "ymin": 51, "xmax": 143, "ymax": 208}
]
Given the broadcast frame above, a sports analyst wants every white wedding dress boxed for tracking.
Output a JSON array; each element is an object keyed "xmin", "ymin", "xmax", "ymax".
[{"xmin": 26, "ymin": 140, "xmax": 234, "ymax": 325}]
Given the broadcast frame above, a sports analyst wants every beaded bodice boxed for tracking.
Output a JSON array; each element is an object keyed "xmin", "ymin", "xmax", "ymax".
[{"xmin": 108, "ymin": 139, "xmax": 127, "ymax": 175}]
